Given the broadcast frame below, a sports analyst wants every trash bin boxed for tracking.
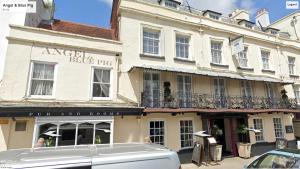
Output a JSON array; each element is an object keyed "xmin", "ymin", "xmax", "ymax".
[{"xmin": 210, "ymin": 144, "xmax": 222, "ymax": 161}]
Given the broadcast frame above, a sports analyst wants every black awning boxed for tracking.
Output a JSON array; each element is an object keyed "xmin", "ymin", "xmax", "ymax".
[{"xmin": 0, "ymin": 107, "xmax": 143, "ymax": 117}]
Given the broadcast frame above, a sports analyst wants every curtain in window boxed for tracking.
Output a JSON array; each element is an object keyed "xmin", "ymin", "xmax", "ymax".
[
  {"xmin": 31, "ymin": 64, "xmax": 54, "ymax": 96},
  {"xmin": 93, "ymin": 69, "xmax": 110, "ymax": 97}
]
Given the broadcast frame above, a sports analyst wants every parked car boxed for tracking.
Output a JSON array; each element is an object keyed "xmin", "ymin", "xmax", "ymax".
[
  {"xmin": 245, "ymin": 149, "xmax": 300, "ymax": 168},
  {"xmin": 0, "ymin": 143, "xmax": 181, "ymax": 169}
]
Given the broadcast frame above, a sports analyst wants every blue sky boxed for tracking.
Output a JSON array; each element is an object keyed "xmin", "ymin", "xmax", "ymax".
[{"xmin": 54, "ymin": 0, "xmax": 299, "ymax": 28}]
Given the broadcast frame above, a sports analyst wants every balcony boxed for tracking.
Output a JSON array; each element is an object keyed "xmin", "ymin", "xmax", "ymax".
[{"xmin": 141, "ymin": 91, "xmax": 298, "ymax": 109}]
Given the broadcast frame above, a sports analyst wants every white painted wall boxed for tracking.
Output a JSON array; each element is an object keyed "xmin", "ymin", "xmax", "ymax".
[
  {"xmin": 0, "ymin": 25, "xmax": 122, "ymax": 102},
  {"xmin": 0, "ymin": 0, "xmax": 53, "ymax": 82},
  {"xmin": 271, "ymin": 12, "xmax": 300, "ymax": 41},
  {"xmin": 118, "ymin": 0, "xmax": 300, "ymax": 102}
]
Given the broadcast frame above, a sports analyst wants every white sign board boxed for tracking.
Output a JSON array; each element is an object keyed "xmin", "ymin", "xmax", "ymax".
[
  {"xmin": 207, "ymin": 137, "xmax": 217, "ymax": 144},
  {"xmin": 231, "ymin": 36, "xmax": 244, "ymax": 56},
  {"xmin": 194, "ymin": 131, "xmax": 211, "ymax": 137}
]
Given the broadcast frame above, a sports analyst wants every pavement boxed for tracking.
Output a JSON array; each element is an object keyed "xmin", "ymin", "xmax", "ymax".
[{"xmin": 181, "ymin": 156, "xmax": 257, "ymax": 169}]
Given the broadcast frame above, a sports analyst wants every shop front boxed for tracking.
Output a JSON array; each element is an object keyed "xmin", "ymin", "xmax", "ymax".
[
  {"xmin": 0, "ymin": 106, "xmax": 143, "ymax": 150},
  {"xmin": 201, "ymin": 110, "xmax": 297, "ymax": 158}
]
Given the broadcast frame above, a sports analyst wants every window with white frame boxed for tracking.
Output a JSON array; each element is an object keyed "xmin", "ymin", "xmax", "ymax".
[
  {"xmin": 164, "ymin": 0, "xmax": 178, "ymax": 8},
  {"xmin": 180, "ymin": 120, "xmax": 193, "ymax": 148},
  {"xmin": 30, "ymin": 63, "xmax": 55, "ymax": 96},
  {"xmin": 92, "ymin": 69, "xmax": 111, "ymax": 98},
  {"xmin": 273, "ymin": 118, "xmax": 284, "ymax": 138},
  {"xmin": 176, "ymin": 34, "xmax": 190, "ymax": 59},
  {"xmin": 261, "ymin": 51, "xmax": 270, "ymax": 70},
  {"xmin": 211, "ymin": 41, "xmax": 222, "ymax": 64},
  {"xmin": 35, "ymin": 117, "xmax": 113, "ymax": 147},
  {"xmin": 253, "ymin": 119, "xmax": 264, "ymax": 142},
  {"xmin": 149, "ymin": 120, "xmax": 165, "ymax": 145},
  {"xmin": 143, "ymin": 28, "xmax": 160, "ymax": 55},
  {"xmin": 288, "ymin": 57, "xmax": 296, "ymax": 75},
  {"xmin": 238, "ymin": 47, "xmax": 248, "ymax": 67}
]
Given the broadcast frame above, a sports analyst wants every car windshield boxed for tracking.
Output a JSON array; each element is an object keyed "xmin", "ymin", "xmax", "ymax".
[{"xmin": 247, "ymin": 153, "xmax": 299, "ymax": 168}]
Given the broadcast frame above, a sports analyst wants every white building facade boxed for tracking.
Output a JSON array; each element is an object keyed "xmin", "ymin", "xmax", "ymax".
[
  {"xmin": 115, "ymin": 0, "xmax": 300, "ymax": 156},
  {"xmin": 0, "ymin": 24, "xmax": 142, "ymax": 151}
]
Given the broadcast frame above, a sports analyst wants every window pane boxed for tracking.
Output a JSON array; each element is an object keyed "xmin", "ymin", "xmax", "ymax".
[
  {"xmin": 31, "ymin": 80, "xmax": 53, "ymax": 96},
  {"xmin": 37, "ymin": 123, "xmax": 57, "ymax": 147},
  {"xmin": 58, "ymin": 123, "xmax": 76, "ymax": 146},
  {"xmin": 95, "ymin": 122, "xmax": 111, "ymax": 144},
  {"xmin": 77, "ymin": 123, "xmax": 94, "ymax": 145},
  {"xmin": 32, "ymin": 63, "xmax": 45, "ymax": 79},
  {"xmin": 94, "ymin": 69, "xmax": 102, "ymax": 82}
]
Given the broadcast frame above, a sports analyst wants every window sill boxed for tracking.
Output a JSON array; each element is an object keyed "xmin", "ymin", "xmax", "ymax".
[
  {"xmin": 237, "ymin": 67, "xmax": 254, "ymax": 71},
  {"xmin": 140, "ymin": 54, "xmax": 165, "ymax": 60},
  {"xmin": 25, "ymin": 96, "xmax": 55, "ymax": 100},
  {"xmin": 91, "ymin": 97, "xmax": 113, "ymax": 101},
  {"xmin": 210, "ymin": 63, "xmax": 229, "ymax": 68},
  {"xmin": 174, "ymin": 57, "xmax": 196, "ymax": 64},
  {"xmin": 261, "ymin": 69, "xmax": 275, "ymax": 74},
  {"xmin": 290, "ymin": 74, "xmax": 300, "ymax": 78}
]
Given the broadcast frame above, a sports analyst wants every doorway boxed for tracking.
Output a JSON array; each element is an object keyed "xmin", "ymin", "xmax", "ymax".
[{"xmin": 209, "ymin": 118, "xmax": 241, "ymax": 157}]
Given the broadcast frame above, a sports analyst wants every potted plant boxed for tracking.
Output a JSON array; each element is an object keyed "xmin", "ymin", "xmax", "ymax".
[
  {"xmin": 210, "ymin": 125, "xmax": 223, "ymax": 161},
  {"xmin": 237, "ymin": 124, "xmax": 251, "ymax": 158}
]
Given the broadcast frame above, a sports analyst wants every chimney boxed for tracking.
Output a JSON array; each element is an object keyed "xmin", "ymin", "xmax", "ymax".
[{"xmin": 255, "ymin": 8, "xmax": 270, "ymax": 27}]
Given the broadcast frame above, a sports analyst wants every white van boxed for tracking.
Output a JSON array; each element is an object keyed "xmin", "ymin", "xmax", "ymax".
[{"xmin": 0, "ymin": 143, "xmax": 181, "ymax": 169}]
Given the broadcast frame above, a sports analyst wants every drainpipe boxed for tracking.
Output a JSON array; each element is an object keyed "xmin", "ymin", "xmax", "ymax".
[{"xmin": 291, "ymin": 16, "xmax": 300, "ymax": 41}]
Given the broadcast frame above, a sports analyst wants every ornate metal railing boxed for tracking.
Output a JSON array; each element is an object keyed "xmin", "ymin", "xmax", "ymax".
[{"xmin": 141, "ymin": 91, "xmax": 298, "ymax": 109}]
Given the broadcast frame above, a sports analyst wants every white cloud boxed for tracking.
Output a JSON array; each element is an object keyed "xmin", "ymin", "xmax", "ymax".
[
  {"xmin": 239, "ymin": 0, "xmax": 257, "ymax": 15},
  {"xmin": 97, "ymin": 0, "xmax": 113, "ymax": 6},
  {"xmin": 183, "ymin": 0, "xmax": 238, "ymax": 15}
]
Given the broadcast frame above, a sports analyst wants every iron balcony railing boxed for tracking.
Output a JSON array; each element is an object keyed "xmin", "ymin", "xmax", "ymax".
[{"xmin": 141, "ymin": 91, "xmax": 298, "ymax": 109}]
